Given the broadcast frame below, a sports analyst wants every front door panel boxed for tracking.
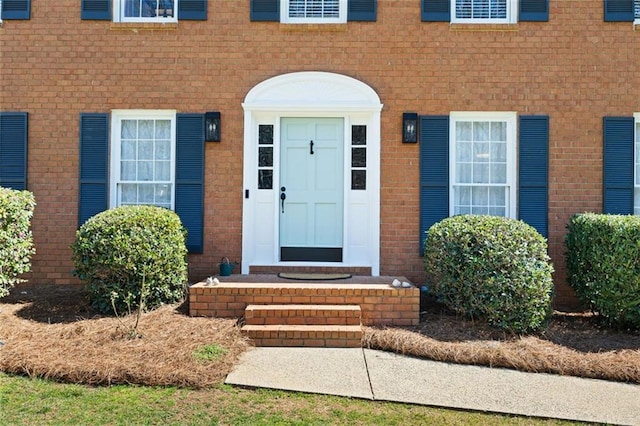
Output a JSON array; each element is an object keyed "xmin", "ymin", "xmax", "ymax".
[{"xmin": 280, "ymin": 118, "xmax": 344, "ymax": 262}]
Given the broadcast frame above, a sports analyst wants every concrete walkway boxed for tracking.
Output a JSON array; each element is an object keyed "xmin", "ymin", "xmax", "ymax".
[{"xmin": 225, "ymin": 347, "xmax": 640, "ymax": 425}]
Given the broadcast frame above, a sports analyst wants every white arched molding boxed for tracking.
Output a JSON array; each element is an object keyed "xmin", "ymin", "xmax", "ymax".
[{"xmin": 241, "ymin": 71, "xmax": 383, "ymax": 274}]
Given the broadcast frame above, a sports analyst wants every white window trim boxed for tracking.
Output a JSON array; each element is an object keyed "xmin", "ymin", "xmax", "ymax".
[
  {"xmin": 634, "ymin": 112, "xmax": 640, "ymax": 215},
  {"xmin": 113, "ymin": 0, "xmax": 178, "ymax": 23},
  {"xmin": 451, "ymin": 0, "xmax": 517, "ymax": 24},
  {"xmin": 449, "ymin": 111, "xmax": 517, "ymax": 219},
  {"xmin": 280, "ymin": 0, "xmax": 347, "ymax": 24},
  {"xmin": 109, "ymin": 109, "xmax": 177, "ymax": 210}
]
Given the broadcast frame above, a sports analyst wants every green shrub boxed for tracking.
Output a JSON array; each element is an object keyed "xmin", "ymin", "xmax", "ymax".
[
  {"xmin": 424, "ymin": 215, "xmax": 554, "ymax": 333},
  {"xmin": 566, "ymin": 213, "xmax": 640, "ymax": 330},
  {"xmin": 0, "ymin": 187, "xmax": 36, "ymax": 298},
  {"xmin": 71, "ymin": 205, "xmax": 188, "ymax": 314}
]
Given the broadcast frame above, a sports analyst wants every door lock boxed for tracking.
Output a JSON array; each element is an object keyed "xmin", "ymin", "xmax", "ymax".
[{"xmin": 280, "ymin": 186, "xmax": 286, "ymax": 213}]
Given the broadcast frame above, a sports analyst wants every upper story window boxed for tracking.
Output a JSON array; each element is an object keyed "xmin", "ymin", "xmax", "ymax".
[
  {"xmin": 115, "ymin": 0, "xmax": 177, "ymax": 23},
  {"xmin": 282, "ymin": 0, "xmax": 347, "ymax": 23},
  {"xmin": 452, "ymin": 0, "xmax": 515, "ymax": 24},
  {"xmin": 81, "ymin": 0, "xmax": 207, "ymax": 22},
  {"xmin": 635, "ymin": 0, "xmax": 640, "ymax": 23}
]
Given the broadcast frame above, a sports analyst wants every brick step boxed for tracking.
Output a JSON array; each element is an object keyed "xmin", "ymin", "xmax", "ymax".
[
  {"xmin": 242, "ymin": 324, "xmax": 362, "ymax": 348},
  {"xmin": 244, "ymin": 304, "xmax": 361, "ymax": 326}
]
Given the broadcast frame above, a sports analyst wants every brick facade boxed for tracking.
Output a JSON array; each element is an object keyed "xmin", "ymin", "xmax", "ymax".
[{"xmin": 1, "ymin": 1, "xmax": 638, "ymax": 307}]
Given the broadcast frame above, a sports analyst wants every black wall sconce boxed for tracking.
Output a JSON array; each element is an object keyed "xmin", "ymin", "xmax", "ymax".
[
  {"xmin": 402, "ymin": 112, "xmax": 418, "ymax": 143},
  {"xmin": 205, "ymin": 111, "xmax": 221, "ymax": 142}
]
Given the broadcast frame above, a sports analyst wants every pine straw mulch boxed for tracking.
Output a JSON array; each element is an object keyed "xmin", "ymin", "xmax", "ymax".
[
  {"xmin": 364, "ymin": 300, "xmax": 640, "ymax": 384},
  {"xmin": 0, "ymin": 285, "xmax": 250, "ymax": 388},
  {"xmin": 1, "ymin": 285, "xmax": 639, "ymax": 388}
]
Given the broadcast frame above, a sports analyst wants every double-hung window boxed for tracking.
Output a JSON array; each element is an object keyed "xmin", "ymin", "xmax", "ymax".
[
  {"xmin": 115, "ymin": 0, "xmax": 177, "ymax": 23},
  {"xmin": 452, "ymin": 0, "xmax": 515, "ymax": 23},
  {"xmin": 635, "ymin": 0, "xmax": 640, "ymax": 24},
  {"xmin": 450, "ymin": 112, "xmax": 517, "ymax": 217},
  {"xmin": 282, "ymin": 0, "xmax": 347, "ymax": 23},
  {"xmin": 110, "ymin": 110, "xmax": 176, "ymax": 210}
]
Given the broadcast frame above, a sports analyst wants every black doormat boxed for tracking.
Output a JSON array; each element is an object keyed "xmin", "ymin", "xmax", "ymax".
[{"xmin": 277, "ymin": 273, "xmax": 352, "ymax": 281}]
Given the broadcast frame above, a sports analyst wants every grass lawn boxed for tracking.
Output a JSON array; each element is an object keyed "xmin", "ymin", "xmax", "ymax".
[{"xmin": 0, "ymin": 373, "xmax": 575, "ymax": 426}]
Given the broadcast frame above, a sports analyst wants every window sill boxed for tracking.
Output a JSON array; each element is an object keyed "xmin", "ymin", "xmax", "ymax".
[
  {"xmin": 110, "ymin": 22, "xmax": 178, "ymax": 31},
  {"xmin": 279, "ymin": 23, "xmax": 348, "ymax": 32},
  {"xmin": 450, "ymin": 23, "xmax": 519, "ymax": 32}
]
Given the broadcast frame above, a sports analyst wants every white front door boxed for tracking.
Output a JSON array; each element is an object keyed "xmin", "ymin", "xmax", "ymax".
[{"xmin": 279, "ymin": 117, "xmax": 344, "ymax": 262}]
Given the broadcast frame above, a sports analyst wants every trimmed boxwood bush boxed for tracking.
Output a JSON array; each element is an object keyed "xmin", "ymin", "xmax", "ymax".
[
  {"xmin": 0, "ymin": 187, "xmax": 36, "ymax": 298},
  {"xmin": 72, "ymin": 205, "xmax": 188, "ymax": 314},
  {"xmin": 424, "ymin": 215, "xmax": 554, "ymax": 333},
  {"xmin": 566, "ymin": 213, "xmax": 640, "ymax": 330}
]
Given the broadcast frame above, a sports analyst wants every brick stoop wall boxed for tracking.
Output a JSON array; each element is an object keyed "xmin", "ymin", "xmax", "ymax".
[
  {"xmin": 188, "ymin": 278, "xmax": 420, "ymax": 327},
  {"xmin": 189, "ymin": 277, "xmax": 419, "ymax": 347}
]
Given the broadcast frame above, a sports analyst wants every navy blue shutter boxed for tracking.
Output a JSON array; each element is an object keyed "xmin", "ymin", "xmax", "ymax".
[
  {"xmin": 1, "ymin": 0, "xmax": 30, "ymax": 19},
  {"xmin": 422, "ymin": 0, "xmax": 450, "ymax": 22},
  {"xmin": 81, "ymin": 0, "xmax": 111, "ymax": 20},
  {"xmin": 520, "ymin": 0, "xmax": 549, "ymax": 21},
  {"xmin": 251, "ymin": 0, "xmax": 279, "ymax": 21},
  {"xmin": 78, "ymin": 113, "xmax": 109, "ymax": 226},
  {"xmin": 603, "ymin": 117, "xmax": 634, "ymax": 214},
  {"xmin": 518, "ymin": 116, "xmax": 549, "ymax": 237},
  {"xmin": 419, "ymin": 116, "xmax": 450, "ymax": 254},
  {"xmin": 179, "ymin": 0, "xmax": 207, "ymax": 20},
  {"xmin": 604, "ymin": 0, "xmax": 635, "ymax": 21},
  {"xmin": 0, "ymin": 112, "xmax": 28, "ymax": 190},
  {"xmin": 176, "ymin": 114, "xmax": 204, "ymax": 254},
  {"xmin": 348, "ymin": 0, "xmax": 377, "ymax": 21}
]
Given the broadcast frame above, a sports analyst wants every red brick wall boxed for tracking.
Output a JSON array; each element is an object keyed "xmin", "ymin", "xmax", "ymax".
[{"xmin": 1, "ymin": 1, "xmax": 637, "ymax": 307}]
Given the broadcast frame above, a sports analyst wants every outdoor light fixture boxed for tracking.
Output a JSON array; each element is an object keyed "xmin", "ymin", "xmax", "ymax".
[
  {"xmin": 402, "ymin": 112, "xmax": 418, "ymax": 143},
  {"xmin": 205, "ymin": 111, "xmax": 221, "ymax": 142}
]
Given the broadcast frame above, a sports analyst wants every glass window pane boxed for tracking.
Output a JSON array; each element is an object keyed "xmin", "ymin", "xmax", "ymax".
[
  {"xmin": 259, "ymin": 147, "xmax": 273, "ymax": 167},
  {"xmin": 155, "ymin": 161, "xmax": 170, "ymax": 181},
  {"xmin": 490, "ymin": 164, "xmax": 507, "ymax": 183},
  {"xmin": 489, "ymin": 186, "xmax": 506, "ymax": 206},
  {"xmin": 352, "ymin": 148, "xmax": 366, "ymax": 168},
  {"xmin": 138, "ymin": 161, "xmax": 153, "ymax": 181},
  {"xmin": 455, "ymin": 186, "xmax": 472, "ymax": 207},
  {"xmin": 156, "ymin": 139, "xmax": 171, "ymax": 161},
  {"xmin": 472, "ymin": 186, "xmax": 489, "ymax": 207},
  {"xmin": 259, "ymin": 125, "xmax": 274, "ymax": 145},
  {"xmin": 635, "ymin": 188, "xmax": 640, "ymax": 215},
  {"xmin": 138, "ymin": 120, "xmax": 154, "ymax": 139},
  {"xmin": 120, "ymin": 183, "xmax": 137, "ymax": 204},
  {"xmin": 473, "ymin": 164, "xmax": 490, "ymax": 184},
  {"xmin": 138, "ymin": 140, "xmax": 154, "ymax": 160},
  {"xmin": 457, "ymin": 142, "xmax": 472, "ymax": 162},
  {"xmin": 456, "ymin": 163, "xmax": 472, "ymax": 184},
  {"xmin": 139, "ymin": 184, "xmax": 154, "ymax": 203},
  {"xmin": 155, "ymin": 120, "xmax": 171, "ymax": 139},
  {"xmin": 474, "ymin": 142, "xmax": 490, "ymax": 162},
  {"xmin": 155, "ymin": 184, "xmax": 171, "ymax": 204},
  {"xmin": 258, "ymin": 170, "xmax": 273, "ymax": 190},
  {"xmin": 491, "ymin": 121, "xmax": 507, "ymax": 141},
  {"xmin": 491, "ymin": 141, "xmax": 507, "ymax": 162},
  {"xmin": 473, "ymin": 122, "xmax": 490, "ymax": 142},
  {"xmin": 456, "ymin": 122, "xmax": 472, "ymax": 141},
  {"xmin": 352, "ymin": 125, "xmax": 367, "ymax": 145},
  {"xmin": 121, "ymin": 161, "xmax": 136, "ymax": 181},
  {"xmin": 121, "ymin": 120, "xmax": 137, "ymax": 139},
  {"xmin": 489, "ymin": 206, "xmax": 506, "ymax": 216},
  {"xmin": 121, "ymin": 140, "xmax": 136, "ymax": 160},
  {"xmin": 351, "ymin": 170, "xmax": 366, "ymax": 190}
]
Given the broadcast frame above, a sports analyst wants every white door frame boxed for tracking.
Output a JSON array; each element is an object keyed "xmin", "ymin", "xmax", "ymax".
[{"xmin": 241, "ymin": 72, "xmax": 383, "ymax": 275}]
